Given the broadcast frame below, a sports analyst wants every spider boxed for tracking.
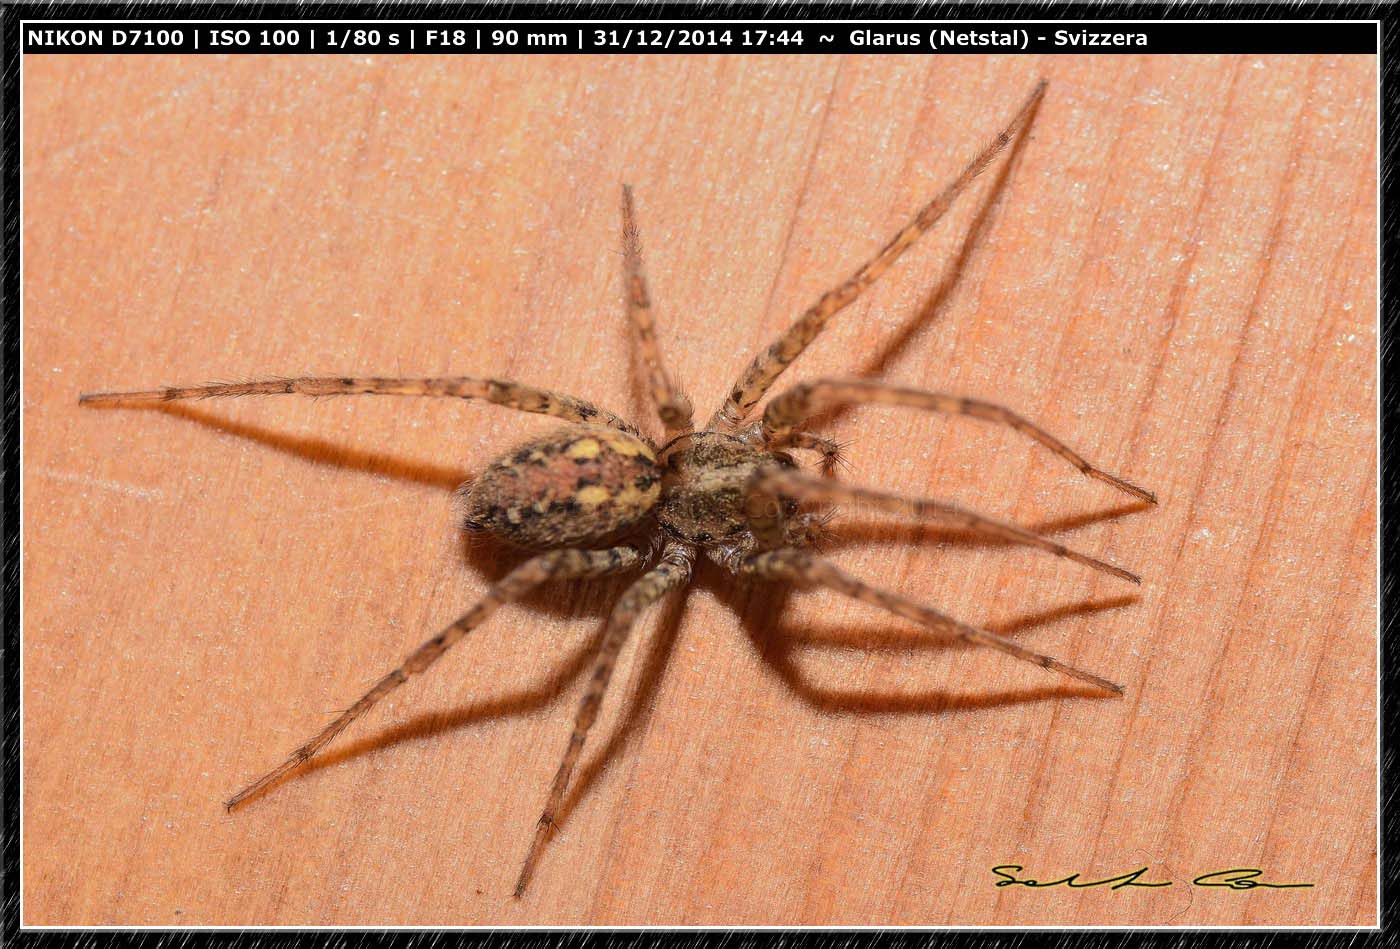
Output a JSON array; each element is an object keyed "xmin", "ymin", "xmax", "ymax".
[{"xmin": 80, "ymin": 78, "xmax": 1155, "ymax": 898}]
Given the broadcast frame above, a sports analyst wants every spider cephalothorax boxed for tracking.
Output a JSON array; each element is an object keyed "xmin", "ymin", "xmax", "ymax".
[
  {"xmin": 80, "ymin": 79, "xmax": 1156, "ymax": 898},
  {"xmin": 655, "ymin": 431, "xmax": 800, "ymax": 551}
]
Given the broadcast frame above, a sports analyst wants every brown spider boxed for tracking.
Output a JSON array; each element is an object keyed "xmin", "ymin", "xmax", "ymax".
[{"xmin": 79, "ymin": 79, "xmax": 1155, "ymax": 898}]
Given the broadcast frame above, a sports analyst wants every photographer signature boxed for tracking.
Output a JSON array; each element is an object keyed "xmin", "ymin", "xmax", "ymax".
[{"xmin": 992, "ymin": 865, "xmax": 1314, "ymax": 891}]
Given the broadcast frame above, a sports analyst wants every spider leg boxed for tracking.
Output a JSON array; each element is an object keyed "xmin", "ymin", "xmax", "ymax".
[
  {"xmin": 622, "ymin": 184, "xmax": 694, "ymax": 438},
  {"xmin": 768, "ymin": 431, "xmax": 848, "ymax": 474},
  {"xmin": 748, "ymin": 467, "xmax": 1139, "ymax": 583},
  {"xmin": 515, "ymin": 541, "xmax": 695, "ymax": 898},
  {"xmin": 762, "ymin": 379, "xmax": 1155, "ymax": 504},
  {"xmin": 709, "ymin": 79, "xmax": 1046, "ymax": 431},
  {"xmin": 737, "ymin": 548, "xmax": 1123, "ymax": 694},
  {"xmin": 80, "ymin": 375, "xmax": 644, "ymax": 438},
  {"xmin": 224, "ymin": 546, "xmax": 643, "ymax": 811}
]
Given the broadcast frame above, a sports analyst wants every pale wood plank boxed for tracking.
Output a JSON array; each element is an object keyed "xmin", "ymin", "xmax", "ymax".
[{"xmin": 23, "ymin": 52, "xmax": 1375, "ymax": 925}]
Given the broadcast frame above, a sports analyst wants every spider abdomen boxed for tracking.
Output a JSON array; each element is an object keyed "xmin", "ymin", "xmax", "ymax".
[{"xmin": 460, "ymin": 424, "xmax": 661, "ymax": 548}]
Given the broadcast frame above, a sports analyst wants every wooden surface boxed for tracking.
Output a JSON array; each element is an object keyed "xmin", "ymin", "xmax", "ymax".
[{"xmin": 23, "ymin": 53, "xmax": 1376, "ymax": 926}]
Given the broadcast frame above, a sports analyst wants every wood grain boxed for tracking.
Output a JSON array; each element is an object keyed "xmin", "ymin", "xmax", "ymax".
[{"xmin": 22, "ymin": 53, "xmax": 1376, "ymax": 925}]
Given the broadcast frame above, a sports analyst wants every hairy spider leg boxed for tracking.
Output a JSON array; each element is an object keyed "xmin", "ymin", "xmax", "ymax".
[
  {"xmin": 748, "ymin": 468, "xmax": 1140, "ymax": 584},
  {"xmin": 738, "ymin": 548, "xmax": 1123, "ymax": 694},
  {"xmin": 80, "ymin": 375, "xmax": 645, "ymax": 439},
  {"xmin": 515, "ymin": 541, "xmax": 695, "ymax": 898},
  {"xmin": 223, "ymin": 546, "xmax": 644, "ymax": 811},
  {"xmin": 762, "ymin": 379, "xmax": 1156, "ymax": 504},
  {"xmin": 622, "ymin": 184, "xmax": 694, "ymax": 439},
  {"xmin": 765, "ymin": 430, "xmax": 850, "ymax": 474},
  {"xmin": 710, "ymin": 79, "xmax": 1047, "ymax": 430}
]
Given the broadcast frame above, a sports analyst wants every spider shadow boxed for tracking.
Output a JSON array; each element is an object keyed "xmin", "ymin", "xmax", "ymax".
[
  {"xmin": 749, "ymin": 494, "xmax": 1148, "ymax": 715},
  {"xmin": 551, "ymin": 554, "xmax": 1139, "ymax": 833},
  {"xmin": 225, "ymin": 494, "xmax": 1148, "ymax": 826},
  {"xmin": 809, "ymin": 81, "xmax": 1043, "ymax": 434},
  {"xmin": 822, "ymin": 499, "xmax": 1154, "ymax": 553},
  {"xmin": 86, "ymin": 401, "xmax": 471, "ymax": 492},
  {"xmin": 723, "ymin": 566, "xmax": 1135, "ymax": 718},
  {"xmin": 122, "ymin": 395, "xmax": 677, "ymax": 817},
  {"xmin": 87, "ymin": 401, "xmax": 636, "ymax": 621},
  {"xmin": 226, "ymin": 538, "xmax": 692, "ymax": 831},
  {"xmin": 225, "ymin": 528, "xmax": 1139, "ymax": 852},
  {"xmin": 260, "ymin": 599, "xmax": 612, "ymax": 791},
  {"xmin": 776, "ymin": 594, "xmax": 1140, "ymax": 656}
]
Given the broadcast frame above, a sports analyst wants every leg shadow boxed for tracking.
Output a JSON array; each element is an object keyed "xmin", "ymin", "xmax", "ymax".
[
  {"xmin": 822, "ymin": 500, "xmax": 1154, "ymax": 554},
  {"xmin": 734, "ymin": 573, "xmax": 1130, "ymax": 716},
  {"xmin": 555, "ymin": 578, "xmax": 693, "ymax": 825},
  {"xmin": 84, "ymin": 400, "xmax": 471, "ymax": 492},
  {"xmin": 806, "ymin": 85, "xmax": 1044, "ymax": 435}
]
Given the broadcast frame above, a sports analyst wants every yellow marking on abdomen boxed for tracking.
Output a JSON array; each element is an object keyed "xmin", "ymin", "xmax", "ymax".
[
  {"xmin": 612, "ymin": 484, "xmax": 661, "ymax": 511},
  {"xmin": 601, "ymin": 431, "xmax": 655, "ymax": 461},
  {"xmin": 566, "ymin": 438, "xmax": 602, "ymax": 459},
  {"xmin": 576, "ymin": 485, "xmax": 611, "ymax": 506}
]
